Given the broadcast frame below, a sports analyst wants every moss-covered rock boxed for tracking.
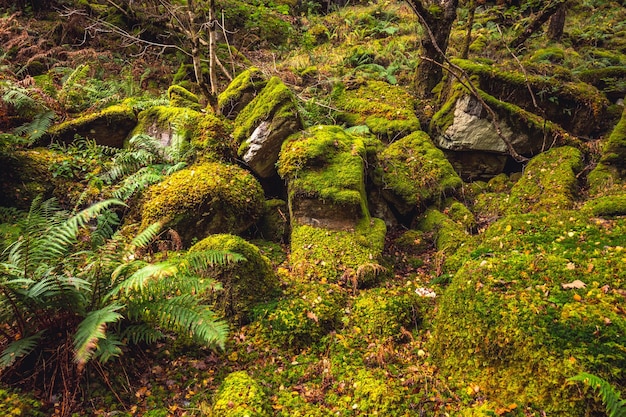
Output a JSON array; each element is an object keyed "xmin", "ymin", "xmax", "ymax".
[
  {"xmin": 278, "ymin": 125, "xmax": 370, "ymax": 229},
  {"xmin": 430, "ymin": 211, "xmax": 626, "ymax": 415},
  {"xmin": 332, "ymin": 80, "xmax": 420, "ymax": 141},
  {"xmin": 582, "ymin": 193, "xmax": 626, "ymax": 217},
  {"xmin": 140, "ymin": 162, "xmax": 264, "ymax": 246},
  {"xmin": 167, "ymin": 85, "xmax": 202, "ymax": 110},
  {"xmin": 132, "ymin": 105, "xmax": 203, "ymax": 149},
  {"xmin": 212, "ymin": 371, "xmax": 271, "ymax": 417},
  {"xmin": 259, "ymin": 281, "xmax": 347, "ymax": 349},
  {"xmin": 350, "ymin": 287, "xmax": 420, "ymax": 341},
  {"xmin": 508, "ymin": 146, "xmax": 583, "ymax": 213},
  {"xmin": 48, "ymin": 103, "xmax": 136, "ymax": 147},
  {"xmin": 372, "ymin": 130, "xmax": 462, "ymax": 216},
  {"xmin": 255, "ymin": 198, "xmax": 289, "ymax": 242},
  {"xmin": 218, "ymin": 67, "xmax": 267, "ymax": 119},
  {"xmin": 416, "ymin": 207, "xmax": 469, "ymax": 255},
  {"xmin": 192, "ymin": 113, "xmax": 237, "ymax": 162},
  {"xmin": 601, "ymin": 104, "xmax": 626, "ymax": 168},
  {"xmin": 189, "ymin": 234, "xmax": 278, "ymax": 323},
  {"xmin": 233, "ymin": 76, "xmax": 302, "ymax": 178}
]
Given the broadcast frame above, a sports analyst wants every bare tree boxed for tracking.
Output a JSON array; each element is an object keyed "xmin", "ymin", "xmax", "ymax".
[{"xmin": 404, "ymin": 0, "xmax": 460, "ymax": 98}]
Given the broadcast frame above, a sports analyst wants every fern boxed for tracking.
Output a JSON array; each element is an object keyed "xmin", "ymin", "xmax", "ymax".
[
  {"xmin": 569, "ymin": 372, "xmax": 626, "ymax": 417},
  {"xmin": 13, "ymin": 109, "xmax": 55, "ymax": 142},
  {"xmin": 74, "ymin": 304, "xmax": 123, "ymax": 367},
  {"xmin": 0, "ymin": 332, "xmax": 44, "ymax": 369},
  {"xmin": 121, "ymin": 324, "xmax": 165, "ymax": 345}
]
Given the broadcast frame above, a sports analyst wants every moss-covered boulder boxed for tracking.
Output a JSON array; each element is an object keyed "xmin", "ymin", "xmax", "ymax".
[
  {"xmin": 192, "ymin": 112, "xmax": 237, "ymax": 162},
  {"xmin": 255, "ymin": 198, "xmax": 289, "ymax": 242},
  {"xmin": 167, "ymin": 84, "xmax": 202, "ymax": 110},
  {"xmin": 278, "ymin": 125, "xmax": 370, "ymax": 229},
  {"xmin": 233, "ymin": 76, "xmax": 302, "ymax": 178},
  {"xmin": 290, "ymin": 218, "xmax": 387, "ymax": 286},
  {"xmin": 132, "ymin": 105, "xmax": 203, "ymax": 148},
  {"xmin": 332, "ymin": 80, "xmax": 420, "ymax": 141},
  {"xmin": 508, "ymin": 146, "xmax": 583, "ymax": 213},
  {"xmin": 259, "ymin": 281, "xmax": 347, "ymax": 349},
  {"xmin": 416, "ymin": 207, "xmax": 470, "ymax": 255},
  {"xmin": 48, "ymin": 103, "xmax": 136, "ymax": 147},
  {"xmin": 372, "ymin": 130, "xmax": 462, "ymax": 216},
  {"xmin": 430, "ymin": 211, "xmax": 626, "ymax": 415},
  {"xmin": 140, "ymin": 162, "xmax": 264, "ymax": 245},
  {"xmin": 218, "ymin": 67, "xmax": 268, "ymax": 118},
  {"xmin": 212, "ymin": 371, "xmax": 271, "ymax": 417},
  {"xmin": 189, "ymin": 234, "xmax": 278, "ymax": 323},
  {"xmin": 601, "ymin": 104, "xmax": 626, "ymax": 169}
]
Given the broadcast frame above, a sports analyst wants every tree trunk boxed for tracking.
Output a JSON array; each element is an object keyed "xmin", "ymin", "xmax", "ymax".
[
  {"xmin": 547, "ymin": 2, "xmax": 566, "ymax": 41},
  {"xmin": 406, "ymin": 0, "xmax": 459, "ymax": 98},
  {"xmin": 208, "ymin": 0, "xmax": 219, "ymax": 113},
  {"xmin": 461, "ymin": 0, "xmax": 476, "ymax": 59},
  {"xmin": 509, "ymin": 0, "xmax": 567, "ymax": 49}
]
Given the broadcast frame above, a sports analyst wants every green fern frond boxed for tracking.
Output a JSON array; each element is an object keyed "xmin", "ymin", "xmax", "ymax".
[
  {"xmin": 1, "ymin": 82, "xmax": 38, "ymax": 112},
  {"xmin": 121, "ymin": 324, "xmax": 164, "ymax": 345},
  {"xmin": 130, "ymin": 222, "xmax": 163, "ymax": 249},
  {"xmin": 13, "ymin": 110, "xmax": 55, "ymax": 143},
  {"xmin": 184, "ymin": 250, "xmax": 245, "ymax": 276},
  {"xmin": 569, "ymin": 372, "xmax": 626, "ymax": 417},
  {"xmin": 112, "ymin": 262, "xmax": 179, "ymax": 296},
  {"xmin": 0, "ymin": 332, "xmax": 44, "ymax": 369},
  {"xmin": 94, "ymin": 335, "xmax": 123, "ymax": 363},
  {"xmin": 74, "ymin": 304, "xmax": 123, "ymax": 367},
  {"xmin": 111, "ymin": 166, "xmax": 165, "ymax": 200}
]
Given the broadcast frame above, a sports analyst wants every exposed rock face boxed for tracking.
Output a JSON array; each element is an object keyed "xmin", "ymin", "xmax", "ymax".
[
  {"xmin": 233, "ymin": 77, "xmax": 302, "ymax": 178},
  {"xmin": 48, "ymin": 104, "xmax": 136, "ymax": 147},
  {"xmin": 435, "ymin": 95, "xmax": 530, "ymax": 154},
  {"xmin": 132, "ymin": 106, "xmax": 202, "ymax": 148}
]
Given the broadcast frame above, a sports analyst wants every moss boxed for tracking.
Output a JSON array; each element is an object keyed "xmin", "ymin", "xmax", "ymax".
[
  {"xmin": 259, "ymin": 281, "xmax": 347, "ymax": 349},
  {"xmin": 189, "ymin": 234, "xmax": 279, "ymax": 323},
  {"xmin": 218, "ymin": 67, "xmax": 267, "ymax": 118},
  {"xmin": 255, "ymin": 199, "xmax": 289, "ymax": 242},
  {"xmin": 331, "ymin": 80, "xmax": 420, "ymax": 141},
  {"xmin": 350, "ymin": 287, "xmax": 420, "ymax": 341},
  {"xmin": 587, "ymin": 162, "xmax": 625, "ymax": 198},
  {"xmin": 0, "ymin": 388, "xmax": 45, "ymax": 417},
  {"xmin": 601, "ymin": 105, "xmax": 626, "ymax": 167},
  {"xmin": 417, "ymin": 208, "xmax": 469, "ymax": 255},
  {"xmin": 582, "ymin": 193, "xmax": 626, "ymax": 217},
  {"xmin": 372, "ymin": 130, "xmax": 462, "ymax": 215},
  {"xmin": 232, "ymin": 76, "xmax": 298, "ymax": 145},
  {"xmin": 577, "ymin": 66, "xmax": 626, "ymax": 98},
  {"xmin": 212, "ymin": 371, "xmax": 271, "ymax": 417},
  {"xmin": 192, "ymin": 113, "xmax": 237, "ymax": 162},
  {"xmin": 167, "ymin": 84, "xmax": 202, "ymax": 110},
  {"xmin": 278, "ymin": 125, "xmax": 370, "ymax": 223},
  {"xmin": 140, "ymin": 162, "xmax": 265, "ymax": 246},
  {"xmin": 508, "ymin": 146, "xmax": 583, "ymax": 213},
  {"xmin": 430, "ymin": 211, "xmax": 626, "ymax": 415},
  {"xmin": 528, "ymin": 47, "xmax": 566, "ymax": 65},
  {"xmin": 132, "ymin": 105, "xmax": 203, "ymax": 149},
  {"xmin": 290, "ymin": 218, "xmax": 387, "ymax": 285},
  {"xmin": 445, "ymin": 199, "xmax": 476, "ymax": 232}
]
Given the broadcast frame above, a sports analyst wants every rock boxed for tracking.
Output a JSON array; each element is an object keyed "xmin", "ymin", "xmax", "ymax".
[
  {"xmin": 48, "ymin": 103, "xmax": 136, "ymax": 148},
  {"xmin": 140, "ymin": 162, "xmax": 265, "ymax": 246},
  {"xmin": 132, "ymin": 105, "xmax": 203, "ymax": 148},
  {"xmin": 234, "ymin": 76, "xmax": 302, "ymax": 178},
  {"xmin": 601, "ymin": 104, "xmax": 626, "ymax": 169},
  {"xmin": 443, "ymin": 150, "xmax": 508, "ymax": 181},
  {"xmin": 167, "ymin": 85, "xmax": 202, "ymax": 110},
  {"xmin": 218, "ymin": 67, "xmax": 268, "ymax": 119}
]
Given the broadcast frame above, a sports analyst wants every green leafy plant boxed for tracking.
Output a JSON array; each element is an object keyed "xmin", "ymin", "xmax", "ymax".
[
  {"xmin": 0, "ymin": 197, "xmax": 240, "ymax": 415},
  {"xmin": 569, "ymin": 373, "xmax": 626, "ymax": 417}
]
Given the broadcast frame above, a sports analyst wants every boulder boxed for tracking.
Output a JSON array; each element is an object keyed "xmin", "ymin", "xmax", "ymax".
[
  {"xmin": 218, "ymin": 67, "xmax": 268, "ymax": 119},
  {"xmin": 132, "ymin": 105, "xmax": 202, "ymax": 148}
]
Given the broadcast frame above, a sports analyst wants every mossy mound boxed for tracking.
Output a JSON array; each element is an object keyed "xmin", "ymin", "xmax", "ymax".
[
  {"xmin": 416, "ymin": 207, "xmax": 470, "ymax": 256},
  {"xmin": 218, "ymin": 67, "xmax": 267, "ymax": 118},
  {"xmin": 431, "ymin": 211, "xmax": 626, "ymax": 415},
  {"xmin": 189, "ymin": 234, "xmax": 278, "ymax": 323},
  {"xmin": 508, "ymin": 146, "xmax": 583, "ymax": 213},
  {"xmin": 278, "ymin": 125, "xmax": 370, "ymax": 228},
  {"xmin": 192, "ymin": 113, "xmax": 237, "ymax": 162},
  {"xmin": 331, "ymin": 80, "xmax": 420, "ymax": 141},
  {"xmin": 212, "ymin": 371, "xmax": 271, "ymax": 417},
  {"xmin": 48, "ymin": 103, "xmax": 136, "ymax": 148},
  {"xmin": 452, "ymin": 59, "xmax": 610, "ymax": 137},
  {"xmin": 132, "ymin": 105, "xmax": 202, "ymax": 149},
  {"xmin": 372, "ymin": 130, "xmax": 462, "ymax": 216},
  {"xmin": 582, "ymin": 193, "xmax": 626, "ymax": 217},
  {"xmin": 140, "ymin": 162, "xmax": 265, "ymax": 246},
  {"xmin": 167, "ymin": 84, "xmax": 202, "ymax": 110},
  {"xmin": 290, "ymin": 218, "xmax": 387, "ymax": 286},
  {"xmin": 350, "ymin": 287, "xmax": 421, "ymax": 341},
  {"xmin": 601, "ymin": 104, "xmax": 626, "ymax": 169},
  {"xmin": 258, "ymin": 281, "xmax": 347, "ymax": 349}
]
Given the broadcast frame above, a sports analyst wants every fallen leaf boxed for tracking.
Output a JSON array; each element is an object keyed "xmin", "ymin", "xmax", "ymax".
[
  {"xmin": 306, "ymin": 311, "xmax": 319, "ymax": 323},
  {"xmin": 562, "ymin": 280, "xmax": 586, "ymax": 289}
]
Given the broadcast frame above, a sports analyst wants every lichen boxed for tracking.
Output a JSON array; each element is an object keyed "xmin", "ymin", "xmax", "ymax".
[
  {"xmin": 331, "ymin": 80, "xmax": 420, "ymax": 141},
  {"xmin": 140, "ymin": 162, "xmax": 265, "ymax": 246},
  {"xmin": 189, "ymin": 234, "xmax": 279, "ymax": 323},
  {"xmin": 212, "ymin": 371, "xmax": 271, "ymax": 417},
  {"xmin": 371, "ymin": 130, "xmax": 462, "ymax": 215}
]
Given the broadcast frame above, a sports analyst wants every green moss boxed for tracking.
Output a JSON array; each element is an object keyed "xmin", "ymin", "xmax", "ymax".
[
  {"xmin": 218, "ymin": 67, "xmax": 267, "ymax": 116},
  {"xmin": 0, "ymin": 388, "xmax": 45, "ymax": 417},
  {"xmin": 529, "ymin": 47, "xmax": 566, "ymax": 64},
  {"xmin": 582, "ymin": 193, "xmax": 626, "ymax": 217},
  {"xmin": 587, "ymin": 162, "xmax": 625, "ymax": 198},
  {"xmin": 445, "ymin": 199, "xmax": 476, "ymax": 232},
  {"xmin": 331, "ymin": 80, "xmax": 420, "ymax": 140},
  {"xmin": 167, "ymin": 84, "xmax": 201, "ymax": 110},
  {"xmin": 508, "ymin": 146, "xmax": 583, "ymax": 213},
  {"xmin": 255, "ymin": 199, "xmax": 289, "ymax": 242},
  {"xmin": 132, "ymin": 105, "xmax": 203, "ymax": 148},
  {"xmin": 417, "ymin": 208, "xmax": 469, "ymax": 255},
  {"xmin": 290, "ymin": 218, "xmax": 387, "ymax": 285},
  {"xmin": 212, "ymin": 371, "xmax": 271, "ymax": 417},
  {"xmin": 259, "ymin": 281, "xmax": 347, "ymax": 349},
  {"xmin": 350, "ymin": 287, "xmax": 420, "ymax": 341},
  {"xmin": 601, "ymin": 105, "xmax": 626, "ymax": 167},
  {"xmin": 372, "ymin": 130, "xmax": 462, "ymax": 215},
  {"xmin": 278, "ymin": 125, "xmax": 369, "ymax": 220},
  {"xmin": 233, "ymin": 76, "xmax": 298, "ymax": 145},
  {"xmin": 189, "ymin": 234, "xmax": 279, "ymax": 323},
  {"xmin": 430, "ymin": 211, "xmax": 626, "ymax": 415},
  {"xmin": 192, "ymin": 113, "xmax": 236, "ymax": 162},
  {"xmin": 140, "ymin": 162, "xmax": 265, "ymax": 246}
]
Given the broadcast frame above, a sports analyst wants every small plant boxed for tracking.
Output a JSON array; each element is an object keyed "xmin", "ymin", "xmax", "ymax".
[{"xmin": 569, "ymin": 373, "xmax": 626, "ymax": 417}]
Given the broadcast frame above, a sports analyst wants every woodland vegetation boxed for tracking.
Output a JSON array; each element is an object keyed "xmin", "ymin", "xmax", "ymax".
[{"xmin": 1, "ymin": 0, "xmax": 625, "ymax": 416}]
